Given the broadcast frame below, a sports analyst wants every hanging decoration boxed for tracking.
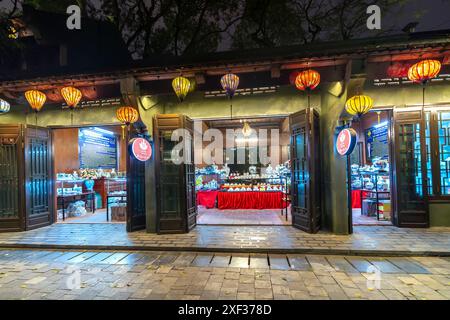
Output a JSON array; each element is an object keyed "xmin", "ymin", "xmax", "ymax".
[
  {"xmin": 221, "ymin": 73, "xmax": 240, "ymax": 119},
  {"xmin": 25, "ymin": 90, "xmax": 46, "ymax": 112},
  {"xmin": 295, "ymin": 69, "xmax": 320, "ymax": 113},
  {"xmin": 407, "ymin": 59, "xmax": 442, "ymax": 84},
  {"xmin": 116, "ymin": 106, "xmax": 139, "ymax": 140},
  {"xmin": 345, "ymin": 95, "xmax": 374, "ymax": 118},
  {"xmin": 295, "ymin": 69, "xmax": 321, "ymax": 91},
  {"xmin": 0, "ymin": 98, "xmax": 11, "ymax": 114},
  {"xmin": 242, "ymin": 121, "xmax": 252, "ymax": 137},
  {"xmin": 61, "ymin": 86, "xmax": 83, "ymax": 125},
  {"xmin": 172, "ymin": 77, "xmax": 191, "ymax": 102},
  {"xmin": 408, "ymin": 59, "xmax": 442, "ymax": 113},
  {"xmin": 25, "ymin": 90, "xmax": 46, "ymax": 127}
]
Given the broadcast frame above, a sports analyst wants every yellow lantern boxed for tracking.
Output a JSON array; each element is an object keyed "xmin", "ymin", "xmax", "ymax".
[
  {"xmin": 172, "ymin": 77, "xmax": 191, "ymax": 102},
  {"xmin": 116, "ymin": 106, "xmax": 139, "ymax": 140},
  {"xmin": 345, "ymin": 95, "xmax": 374, "ymax": 118},
  {"xmin": 408, "ymin": 59, "xmax": 441, "ymax": 84},
  {"xmin": 61, "ymin": 86, "xmax": 82, "ymax": 109},
  {"xmin": 25, "ymin": 90, "xmax": 46, "ymax": 112}
]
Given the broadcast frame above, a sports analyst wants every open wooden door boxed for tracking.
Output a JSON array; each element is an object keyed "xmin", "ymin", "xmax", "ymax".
[
  {"xmin": 24, "ymin": 125, "xmax": 54, "ymax": 230},
  {"xmin": 126, "ymin": 130, "xmax": 147, "ymax": 232},
  {"xmin": 391, "ymin": 109, "xmax": 429, "ymax": 228},
  {"xmin": 289, "ymin": 108, "xmax": 321, "ymax": 233},
  {"xmin": 153, "ymin": 114, "xmax": 197, "ymax": 234},
  {"xmin": 0, "ymin": 125, "xmax": 23, "ymax": 232}
]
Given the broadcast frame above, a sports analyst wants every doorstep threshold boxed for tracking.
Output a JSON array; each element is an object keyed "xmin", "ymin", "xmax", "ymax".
[{"xmin": 0, "ymin": 243, "xmax": 448, "ymax": 257}]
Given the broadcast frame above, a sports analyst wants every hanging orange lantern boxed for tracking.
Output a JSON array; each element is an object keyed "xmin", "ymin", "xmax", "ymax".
[
  {"xmin": 408, "ymin": 59, "xmax": 442, "ymax": 84},
  {"xmin": 61, "ymin": 86, "xmax": 82, "ymax": 109},
  {"xmin": 25, "ymin": 90, "xmax": 46, "ymax": 112},
  {"xmin": 295, "ymin": 69, "xmax": 321, "ymax": 91},
  {"xmin": 345, "ymin": 95, "xmax": 374, "ymax": 118},
  {"xmin": 116, "ymin": 106, "xmax": 139, "ymax": 139}
]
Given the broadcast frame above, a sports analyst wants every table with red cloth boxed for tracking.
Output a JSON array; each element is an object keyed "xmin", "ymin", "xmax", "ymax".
[
  {"xmin": 218, "ymin": 191, "xmax": 288, "ymax": 210},
  {"xmin": 197, "ymin": 190, "xmax": 219, "ymax": 209},
  {"xmin": 351, "ymin": 190, "xmax": 369, "ymax": 209}
]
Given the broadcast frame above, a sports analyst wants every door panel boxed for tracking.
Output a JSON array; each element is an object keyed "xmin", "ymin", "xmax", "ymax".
[
  {"xmin": 0, "ymin": 125, "xmax": 23, "ymax": 232},
  {"xmin": 154, "ymin": 114, "xmax": 197, "ymax": 234},
  {"xmin": 24, "ymin": 126, "xmax": 53, "ymax": 230},
  {"xmin": 392, "ymin": 110, "xmax": 429, "ymax": 228},
  {"xmin": 289, "ymin": 108, "xmax": 321, "ymax": 233},
  {"xmin": 127, "ymin": 130, "xmax": 147, "ymax": 232}
]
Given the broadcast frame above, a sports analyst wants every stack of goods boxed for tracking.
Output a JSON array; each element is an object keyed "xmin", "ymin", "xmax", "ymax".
[
  {"xmin": 221, "ymin": 183, "xmax": 283, "ymax": 192},
  {"xmin": 111, "ymin": 203, "xmax": 127, "ymax": 222}
]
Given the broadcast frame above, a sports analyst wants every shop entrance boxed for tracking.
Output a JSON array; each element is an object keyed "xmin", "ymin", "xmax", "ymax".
[
  {"xmin": 348, "ymin": 110, "xmax": 393, "ymax": 226},
  {"xmin": 348, "ymin": 108, "xmax": 430, "ymax": 228},
  {"xmin": 153, "ymin": 109, "xmax": 321, "ymax": 234},
  {"xmin": 0, "ymin": 123, "xmax": 146, "ymax": 233},
  {"xmin": 51, "ymin": 125, "xmax": 146, "ymax": 232}
]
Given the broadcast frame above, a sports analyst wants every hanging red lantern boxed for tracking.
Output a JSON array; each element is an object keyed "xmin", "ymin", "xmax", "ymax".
[
  {"xmin": 408, "ymin": 59, "xmax": 442, "ymax": 84},
  {"xmin": 295, "ymin": 69, "xmax": 321, "ymax": 91}
]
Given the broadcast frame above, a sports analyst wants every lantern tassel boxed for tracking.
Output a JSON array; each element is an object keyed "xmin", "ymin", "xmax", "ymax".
[{"xmin": 121, "ymin": 125, "xmax": 126, "ymax": 140}]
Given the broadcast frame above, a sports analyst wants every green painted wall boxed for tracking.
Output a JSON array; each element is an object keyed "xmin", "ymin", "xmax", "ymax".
[
  {"xmin": 162, "ymin": 86, "xmax": 320, "ymax": 119},
  {"xmin": 430, "ymin": 203, "xmax": 450, "ymax": 227}
]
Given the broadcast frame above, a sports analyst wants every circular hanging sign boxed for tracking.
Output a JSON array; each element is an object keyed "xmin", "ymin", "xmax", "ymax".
[
  {"xmin": 129, "ymin": 138, "xmax": 152, "ymax": 162},
  {"xmin": 336, "ymin": 128, "xmax": 357, "ymax": 156}
]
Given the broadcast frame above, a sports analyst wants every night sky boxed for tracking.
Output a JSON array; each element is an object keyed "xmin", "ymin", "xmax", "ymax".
[{"xmin": 2, "ymin": 0, "xmax": 450, "ymax": 51}]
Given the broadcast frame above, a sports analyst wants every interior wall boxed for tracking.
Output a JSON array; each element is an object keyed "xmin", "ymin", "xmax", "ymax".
[{"xmin": 53, "ymin": 126, "xmax": 127, "ymax": 174}]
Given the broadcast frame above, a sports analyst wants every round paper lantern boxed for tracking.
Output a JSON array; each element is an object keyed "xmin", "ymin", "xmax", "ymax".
[
  {"xmin": 172, "ymin": 77, "xmax": 191, "ymax": 102},
  {"xmin": 345, "ymin": 95, "xmax": 374, "ymax": 117},
  {"xmin": 116, "ymin": 106, "xmax": 139, "ymax": 125},
  {"xmin": 61, "ymin": 86, "xmax": 82, "ymax": 109},
  {"xmin": 25, "ymin": 90, "xmax": 46, "ymax": 112},
  {"xmin": 221, "ymin": 73, "xmax": 240, "ymax": 98},
  {"xmin": 295, "ymin": 69, "xmax": 320, "ymax": 91},
  {"xmin": 408, "ymin": 59, "xmax": 441, "ymax": 84},
  {"xmin": 0, "ymin": 99, "xmax": 10, "ymax": 114}
]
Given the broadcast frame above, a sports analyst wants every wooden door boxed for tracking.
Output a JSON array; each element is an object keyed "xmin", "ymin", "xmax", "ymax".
[
  {"xmin": 0, "ymin": 125, "xmax": 23, "ymax": 232},
  {"xmin": 126, "ymin": 131, "xmax": 147, "ymax": 232},
  {"xmin": 391, "ymin": 109, "xmax": 429, "ymax": 227},
  {"xmin": 153, "ymin": 114, "xmax": 197, "ymax": 234},
  {"xmin": 289, "ymin": 108, "xmax": 321, "ymax": 233},
  {"xmin": 24, "ymin": 125, "xmax": 53, "ymax": 230}
]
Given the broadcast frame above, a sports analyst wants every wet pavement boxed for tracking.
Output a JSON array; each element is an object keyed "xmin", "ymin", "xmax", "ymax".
[{"xmin": 0, "ymin": 249, "xmax": 449, "ymax": 300}]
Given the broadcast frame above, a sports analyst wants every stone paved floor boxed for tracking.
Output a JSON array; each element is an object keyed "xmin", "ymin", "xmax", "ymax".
[
  {"xmin": 197, "ymin": 207, "xmax": 291, "ymax": 225},
  {"xmin": 0, "ymin": 224, "xmax": 449, "ymax": 255},
  {"xmin": 0, "ymin": 249, "xmax": 449, "ymax": 300}
]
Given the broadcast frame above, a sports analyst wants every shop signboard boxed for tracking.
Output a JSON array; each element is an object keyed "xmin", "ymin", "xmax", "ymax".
[
  {"xmin": 365, "ymin": 123, "xmax": 389, "ymax": 162},
  {"xmin": 129, "ymin": 138, "xmax": 152, "ymax": 162},
  {"xmin": 79, "ymin": 127, "xmax": 117, "ymax": 169},
  {"xmin": 336, "ymin": 128, "xmax": 357, "ymax": 156}
]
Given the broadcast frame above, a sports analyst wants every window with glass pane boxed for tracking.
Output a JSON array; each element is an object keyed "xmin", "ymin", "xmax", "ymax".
[
  {"xmin": 425, "ymin": 113, "xmax": 433, "ymax": 195},
  {"xmin": 438, "ymin": 112, "xmax": 450, "ymax": 195},
  {"xmin": 397, "ymin": 123, "xmax": 425, "ymax": 210}
]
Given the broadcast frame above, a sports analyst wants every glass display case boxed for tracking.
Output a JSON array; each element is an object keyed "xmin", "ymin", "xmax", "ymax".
[
  {"xmin": 56, "ymin": 179, "xmax": 95, "ymax": 221},
  {"xmin": 106, "ymin": 178, "xmax": 127, "ymax": 221}
]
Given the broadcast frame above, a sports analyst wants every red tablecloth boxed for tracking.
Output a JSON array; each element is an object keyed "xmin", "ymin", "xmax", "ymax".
[
  {"xmin": 352, "ymin": 190, "xmax": 369, "ymax": 209},
  {"xmin": 197, "ymin": 191, "xmax": 219, "ymax": 209},
  {"xmin": 218, "ymin": 191, "xmax": 288, "ymax": 210}
]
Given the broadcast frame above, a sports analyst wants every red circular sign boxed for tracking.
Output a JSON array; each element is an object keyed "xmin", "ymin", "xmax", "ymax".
[
  {"xmin": 336, "ymin": 128, "xmax": 357, "ymax": 156},
  {"xmin": 130, "ymin": 138, "xmax": 152, "ymax": 162}
]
